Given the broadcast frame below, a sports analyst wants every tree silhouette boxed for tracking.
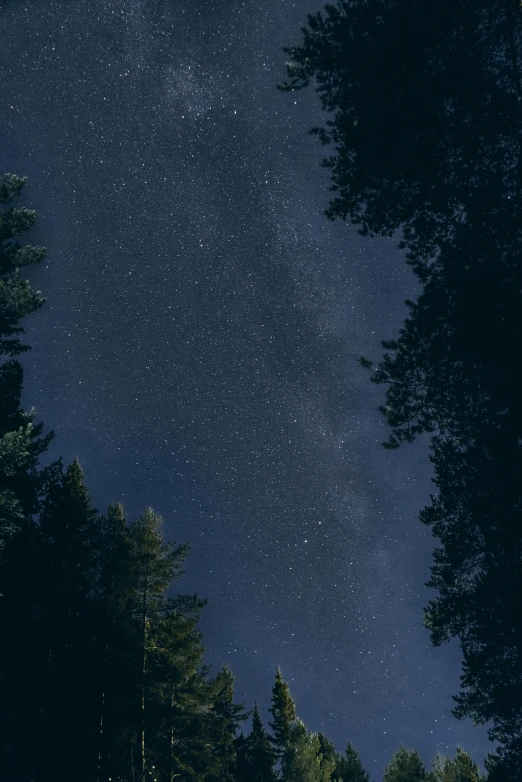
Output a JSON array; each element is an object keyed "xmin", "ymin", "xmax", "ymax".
[
  {"xmin": 268, "ymin": 667, "xmax": 297, "ymax": 764},
  {"xmin": 334, "ymin": 741, "xmax": 370, "ymax": 782},
  {"xmin": 383, "ymin": 746, "xmax": 427, "ymax": 782},
  {"xmin": 235, "ymin": 703, "xmax": 277, "ymax": 782},
  {"xmin": 0, "ymin": 173, "xmax": 53, "ymax": 548},
  {"xmin": 281, "ymin": 1, "xmax": 522, "ymax": 776}
]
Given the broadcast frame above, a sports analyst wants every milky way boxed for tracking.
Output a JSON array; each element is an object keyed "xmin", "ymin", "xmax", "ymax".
[{"xmin": 0, "ymin": 0, "xmax": 489, "ymax": 774}]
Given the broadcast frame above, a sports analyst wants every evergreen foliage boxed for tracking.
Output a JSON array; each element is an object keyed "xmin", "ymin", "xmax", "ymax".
[
  {"xmin": 137, "ymin": 593, "xmax": 213, "ymax": 782},
  {"xmin": 204, "ymin": 665, "xmax": 248, "ymax": 781},
  {"xmin": 318, "ymin": 733, "xmax": 337, "ymax": 772},
  {"xmin": 0, "ymin": 172, "xmax": 45, "ymax": 357},
  {"xmin": 235, "ymin": 703, "xmax": 277, "ymax": 782},
  {"xmin": 335, "ymin": 741, "xmax": 370, "ymax": 782},
  {"xmin": 127, "ymin": 507, "xmax": 190, "ymax": 777},
  {"xmin": 94, "ymin": 502, "xmax": 137, "ymax": 782},
  {"xmin": 36, "ymin": 459, "xmax": 104, "ymax": 780},
  {"xmin": 280, "ymin": 2, "xmax": 522, "ymax": 774},
  {"xmin": 0, "ymin": 173, "xmax": 52, "ymax": 549},
  {"xmin": 268, "ymin": 667, "xmax": 297, "ymax": 762},
  {"xmin": 428, "ymin": 748, "xmax": 484, "ymax": 782},
  {"xmin": 383, "ymin": 746, "xmax": 427, "ymax": 782},
  {"xmin": 0, "ymin": 173, "xmax": 58, "ymax": 779},
  {"xmin": 281, "ymin": 719, "xmax": 336, "ymax": 782}
]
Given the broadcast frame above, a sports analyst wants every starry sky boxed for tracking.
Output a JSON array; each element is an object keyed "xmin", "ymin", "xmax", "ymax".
[{"xmin": 0, "ymin": 0, "xmax": 490, "ymax": 776}]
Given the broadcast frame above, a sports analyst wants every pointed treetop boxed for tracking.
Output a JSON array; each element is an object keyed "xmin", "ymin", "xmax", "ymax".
[
  {"xmin": 384, "ymin": 746, "xmax": 427, "ymax": 782},
  {"xmin": 0, "ymin": 173, "xmax": 27, "ymax": 204},
  {"xmin": 252, "ymin": 702, "xmax": 264, "ymax": 731},
  {"xmin": 335, "ymin": 741, "xmax": 370, "ymax": 782},
  {"xmin": 268, "ymin": 667, "xmax": 297, "ymax": 756}
]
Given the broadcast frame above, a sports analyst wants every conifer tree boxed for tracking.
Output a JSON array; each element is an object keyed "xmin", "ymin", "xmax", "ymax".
[
  {"xmin": 429, "ymin": 753, "xmax": 455, "ymax": 782},
  {"xmin": 318, "ymin": 734, "xmax": 337, "ymax": 768},
  {"xmin": 282, "ymin": 719, "xmax": 336, "ymax": 782},
  {"xmin": 268, "ymin": 667, "xmax": 297, "ymax": 763},
  {"xmin": 0, "ymin": 458, "xmax": 104, "ymax": 781},
  {"xmin": 235, "ymin": 731, "xmax": 250, "ymax": 782},
  {"xmin": 452, "ymin": 748, "xmax": 482, "ymax": 782},
  {"xmin": 95, "ymin": 502, "xmax": 137, "ymax": 782},
  {"xmin": 235, "ymin": 703, "xmax": 277, "ymax": 782},
  {"xmin": 384, "ymin": 746, "xmax": 427, "ymax": 782},
  {"xmin": 0, "ymin": 172, "xmax": 52, "ymax": 549},
  {"xmin": 280, "ymin": 3, "xmax": 522, "ymax": 774},
  {"xmin": 334, "ymin": 741, "xmax": 370, "ymax": 782},
  {"xmin": 127, "ymin": 508, "xmax": 190, "ymax": 777},
  {"xmin": 428, "ymin": 748, "xmax": 484, "ymax": 782},
  {"xmin": 0, "ymin": 173, "xmax": 45, "ymax": 357},
  {"xmin": 204, "ymin": 665, "xmax": 248, "ymax": 782},
  {"xmin": 0, "ymin": 172, "xmax": 64, "ymax": 781},
  {"xmin": 137, "ymin": 591, "xmax": 212, "ymax": 782},
  {"xmin": 34, "ymin": 458, "xmax": 104, "ymax": 782},
  {"xmin": 0, "ymin": 171, "xmax": 233, "ymax": 782}
]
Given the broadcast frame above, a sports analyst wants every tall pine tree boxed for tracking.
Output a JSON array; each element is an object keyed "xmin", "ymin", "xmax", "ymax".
[
  {"xmin": 127, "ymin": 507, "xmax": 189, "ymax": 778},
  {"xmin": 334, "ymin": 741, "xmax": 370, "ymax": 782},
  {"xmin": 428, "ymin": 747, "xmax": 484, "ymax": 782},
  {"xmin": 281, "ymin": 719, "xmax": 336, "ymax": 782},
  {"xmin": 268, "ymin": 667, "xmax": 297, "ymax": 764},
  {"xmin": 0, "ymin": 171, "xmax": 53, "ymax": 550},
  {"xmin": 146, "ymin": 594, "xmax": 211, "ymax": 782},
  {"xmin": 94, "ymin": 502, "xmax": 139, "ymax": 782},
  {"xmin": 235, "ymin": 703, "xmax": 277, "ymax": 782},
  {"xmin": 204, "ymin": 665, "xmax": 248, "ymax": 782},
  {"xmin": 34, "ymin": 459, "xmax": 103, "ymax": 782},
  {"xmin": 384, "ymin": 746, "xmax": 428, "ymax": 782}
]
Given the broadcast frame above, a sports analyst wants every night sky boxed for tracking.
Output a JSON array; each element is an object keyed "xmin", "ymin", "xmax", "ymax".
[{"xmin": 0, "ymin": 0, "xmax": 490, "ymax": 776}]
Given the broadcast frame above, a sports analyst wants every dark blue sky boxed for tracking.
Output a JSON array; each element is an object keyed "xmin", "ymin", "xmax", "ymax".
[{"xmin": 0, "ymin": 0, "xmax": 489, "ymax": 776}]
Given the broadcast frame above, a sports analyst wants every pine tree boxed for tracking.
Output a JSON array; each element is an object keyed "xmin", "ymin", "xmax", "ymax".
[
  {"xmin": 281, "ymin": 719, "xmax": 336, "ymax": 782},
  {"xmin": 235, "ymin": 703, "xmax": 277, "ymax": 782},
  {"xmin": 94, "ymin": 502, "xmax": 138, "ymax": 782},
  {"xmin": 318, "ymin": 734, "xmax": 336, "ymax": 768},
  {"xmin": 147, "ymin": 594, "xmax": 212, "ymax": 782},
  {"xmin": 268, "ymin": 668, "xmax": 297, "ymax": 763},
  {"xmin": 204, "ymin": 665, "xmax": 248, "ymax": 782},
  {"xmin": 384, "ymin": 746, "xmax": 428, "ymax": 782},
  {"xmin": 34, "ymin": 459, "xmax": 104, "ymax": 782},
  {"xmin": 0, "ymin": 458, "xmax": 104, "ymax": 781},
  {"xmin": 0, "ymin": 172, "xmax": 52, "ymax": 550},
  {"xmin": 235, "ymin": 731, "xmax": 250, "ymax": 782},
  {"xmin": 127, "ymin": 508, "xmax": 190, "ymax": 778},
  {"xmin": 453, "ymin": 748, "xmax": 482, "ymax": 782},
  {"xmin": 0, "ymin": 173, "xmax": 63, "ymax": 780},
  {"xmin": 280, "ymin": 5, "xmax": 522, "ymax": 774},
  {"xmin": 89, "ymin": 500, "xmax": 218, "ymax": 782},
  {"xmin": 334, "ymin": 741, "xmax": 370, "ymax": 782},
  {"xmin": 429, "ymin": 753, "xmax": 455, "ymax": 782},
  {"xmin": 0, "ymin": 173, "xmax": 46, "ymax": 358},
  {"xmin": 428, "ymin": 748, "xmax": 484, "ymax": 782}
]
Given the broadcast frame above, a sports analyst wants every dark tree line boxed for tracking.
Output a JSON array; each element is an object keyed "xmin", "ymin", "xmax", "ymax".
[
  {"xmin": 279, "ymin": 1, "xmax": 522, "ymax": 778},
  {"xmin": 0, "ymin": 174, "xmax": 247, "ymax": 782},
  {"xmin": 0, "ymin": 176, "xmax": 487, "ymax": 779},
  {"xmin": 0, "ymin": 455, "xmax": 247, "ymax": 782}
]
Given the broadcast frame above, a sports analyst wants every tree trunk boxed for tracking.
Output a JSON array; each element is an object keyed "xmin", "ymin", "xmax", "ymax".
[
  {"xmin": 31, "ymin": 647, "xmax": 52, "ymax": 782},
  {"xmin": 140, "ymin": 562, "xmax": 149, "ymax": 778},
  {"xmin": 170, "ymin": 684, "xmax": 175, "ymax": 782},
  {"xmin": 96, "ymin": 644, "xmax": 108, "ymax": 782}
]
